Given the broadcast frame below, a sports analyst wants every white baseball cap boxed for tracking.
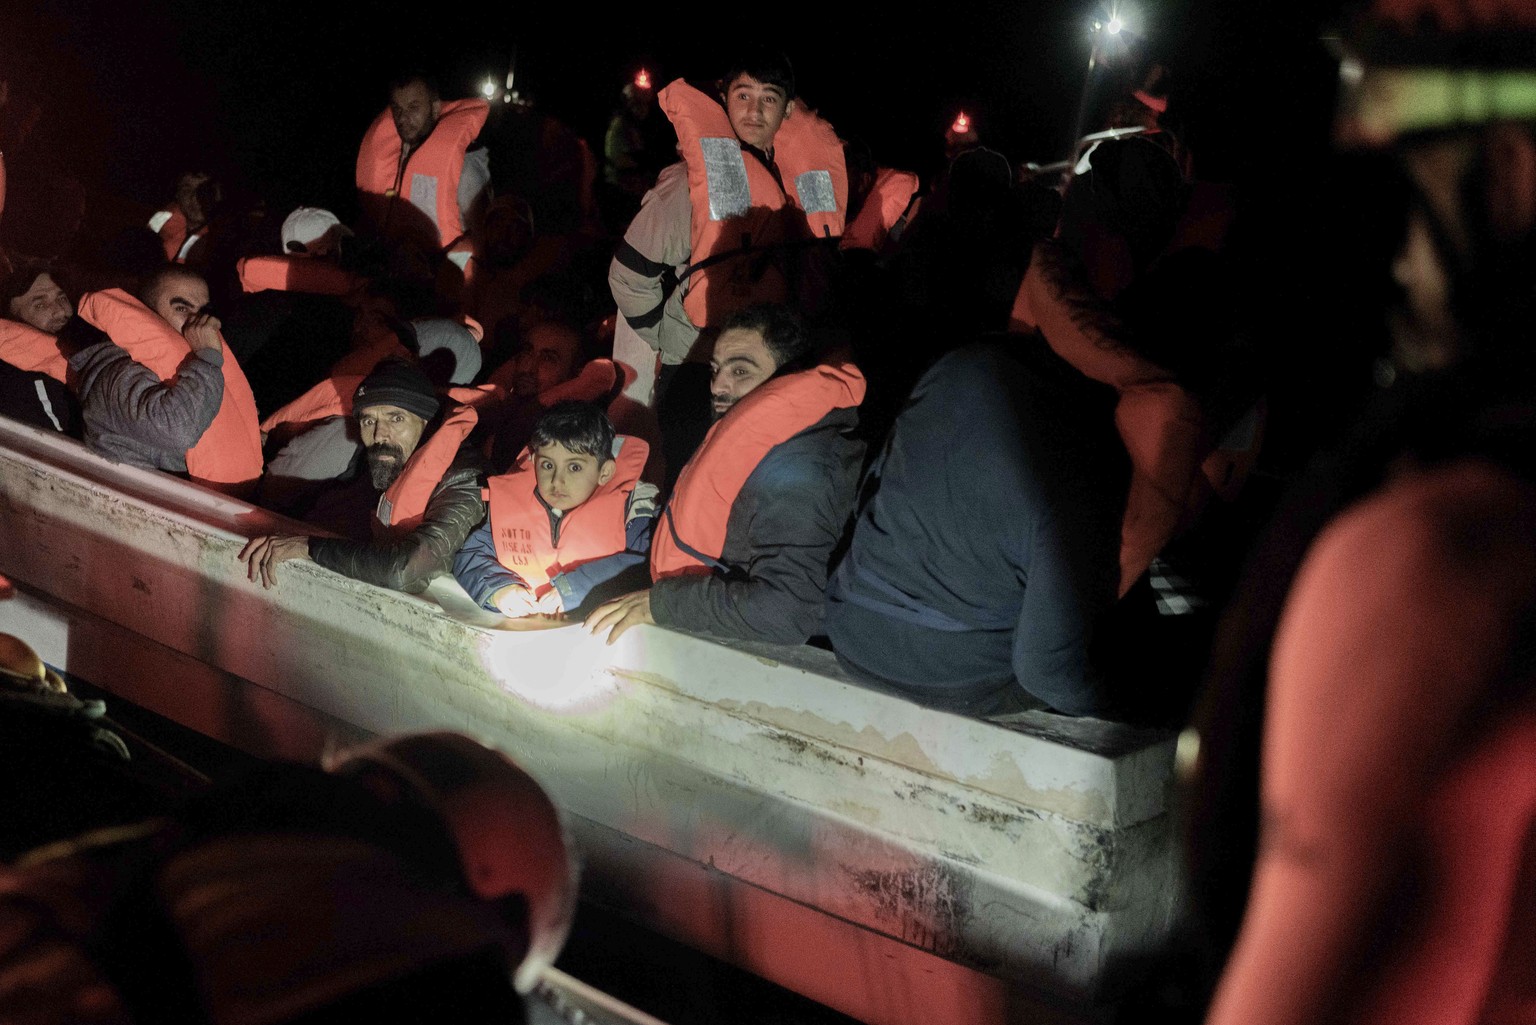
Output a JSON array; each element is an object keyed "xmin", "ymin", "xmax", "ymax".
[{"xmin": 280, "ymin": 206, "xmax": 351, "ymax": 257}]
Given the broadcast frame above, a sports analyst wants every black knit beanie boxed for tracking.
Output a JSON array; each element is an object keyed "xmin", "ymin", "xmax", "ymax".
[{"xmin": 354, "ymin": 358, "xmax": 440, "ymax": 421}]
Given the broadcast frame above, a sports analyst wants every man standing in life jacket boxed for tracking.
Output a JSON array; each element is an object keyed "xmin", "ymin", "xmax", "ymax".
[
  {"xmin": 239, "ymin": 358, "xmax": 485, "ymax": 594},
  {"xmin": 356, "ymin": 72, "xmax": 491, "ymax": 275},
  {"xmin": 607, "ymin": 50, "xmax": 847, "ymax": 408},
  {"xmin": 587, "ymin": 303, "xmax": 864, "ymax": 646}
]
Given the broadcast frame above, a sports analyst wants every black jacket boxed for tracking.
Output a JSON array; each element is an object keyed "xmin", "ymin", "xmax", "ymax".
[
  {"xmin": 650, "ymin": 406, "xmax": 864, "ymax": 645},
  {"xmin": 309, "ymin": 446, "xmax": 485, "ymax": 594}
]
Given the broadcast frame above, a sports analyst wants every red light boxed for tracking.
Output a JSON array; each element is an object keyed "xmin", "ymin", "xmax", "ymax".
[
  {"xmin": 951, "ymin": 112, "xmax": 971, "ymax": 134},
  {"xmin": 635, "ymin": 69, "xmax": 652, "ymax": 90}
]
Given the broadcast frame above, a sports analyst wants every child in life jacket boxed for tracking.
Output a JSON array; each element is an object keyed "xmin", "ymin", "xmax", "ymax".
[{"xmin": 454, "ymin": 401, "xmax": 657, "ymax": 619}]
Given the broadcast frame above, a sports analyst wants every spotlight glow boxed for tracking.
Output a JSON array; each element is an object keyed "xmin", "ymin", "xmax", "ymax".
[
  {"xmin": 635, "ymin": 68, "xmax": 652, "ymax": 90},
  {"xmin": 480, "ymin": 77, "xmax": 498, "ymax": 100},
  {"xmin": 1107, "ymin": 15, "xmax": 1124, "ymax": 33},
  {"xmin": 479, "ymin": 623, "xmax": 625, "ymax": 713}
]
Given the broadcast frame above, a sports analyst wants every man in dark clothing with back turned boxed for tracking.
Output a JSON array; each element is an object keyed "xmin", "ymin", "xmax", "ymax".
[{"xmin": 826, "ymin": 340, "xmax": 1128, "ymax": 717}]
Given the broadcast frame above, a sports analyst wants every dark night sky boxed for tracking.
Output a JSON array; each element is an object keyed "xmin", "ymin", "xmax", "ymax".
[
  {"xmin": 4, "ymin": 1, "xmax": 1348, "ymax": 205},
  {"xmin": 4, "ymin": 0, "xmax": 1390, "ymax": 463}
]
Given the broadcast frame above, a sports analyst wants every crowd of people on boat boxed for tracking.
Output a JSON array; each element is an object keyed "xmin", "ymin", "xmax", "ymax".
[
  {"xmin": 1, "ymin": 46, "xmax": 1247, "ymax": 724},
  {"xmin": 1, "ymin": 2, "xmax": 1535, "ymax": 1020}
]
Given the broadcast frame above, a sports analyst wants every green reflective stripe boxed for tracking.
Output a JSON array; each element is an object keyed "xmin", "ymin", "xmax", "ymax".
[{"xmin": 1341, "ymin": 66, "xmax": 1536, "ymax": 144}]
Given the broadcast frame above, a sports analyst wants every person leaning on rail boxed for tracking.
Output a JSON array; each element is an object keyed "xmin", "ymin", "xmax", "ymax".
[
  {"xmin": 587, "ymin": 303, "xmax": 864, "ymax": 646},
  {"xmin": 239, "ymin": 357, "xmax": 484, "ymax": 593}
]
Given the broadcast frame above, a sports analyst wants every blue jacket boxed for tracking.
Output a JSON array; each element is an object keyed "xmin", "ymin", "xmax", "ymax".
[
  {"xmin": 454, "ymin": 498, "xmax": 654, "ymax": 614},
  {"xmin": 826, "ymin": 340, "xmax": 1128, "ymax": 716}
]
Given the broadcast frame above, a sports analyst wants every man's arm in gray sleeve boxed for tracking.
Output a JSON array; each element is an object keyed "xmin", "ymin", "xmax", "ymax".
[
  {"xmin": 608, "ymin": 162, "xmax": 691, "ymax": 343},
  {"xmin": 74, "ymin": 343, "xmax": 225, "ymax": 454},
  {"xmin": 310, "ymin": 461, "xmax": 486, "ymax": 594}
]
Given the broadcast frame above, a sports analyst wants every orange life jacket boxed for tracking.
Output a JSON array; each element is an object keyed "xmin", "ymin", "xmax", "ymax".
[
  {"xmin": 150, "ymin": 207, "xmax": 205, "ymax": 264},
  {"xmin": 237, "ymin": 255, "xmax": 365, "ymax": 297},
  {"xmin": 840, "ymin": 168, "xmax": 920, "ymax": 253},
  {"xmin": 262, "ymin": 339, "xmax": 499, "ymax": 440},
  {"xmin": 659, "ymin": 80, "xmax": 847, "ymax": 328},
  {"xmin": 1010, "ymin": 242, "xmax": 1206, "ymax": 595},
  {"xmin": 484, "ymin": 357, "xmax": 619, "ymax": 408},
  {"xmin": 329, "ymin": 317, "xmax": 414, "ymax": 379},
  {"xmin": 0, "ymin": 319, "xmax": 68, "ymax": 383},
  {"xmin": 485, "ymin": 435, "xmax": 648, "ymax": 596},
  {"xmin": 373, "ymin": 403, "xmax": 478, "ymax": 539},
  {"xmin": 77, "ymin": 289, "xmax": 263, "ymax": 497},
  {"xmin": 651, "ymin": 363, "xmax": 864, "ymax": 581},
  {"xmin": 356, "ymin": 98, "xmax": 489, "ymax": 252},
  {"xmin": 260, "ymin": 374, "xmax": 367, "ymax": 436},
  {"xmin": 445, "ymin": 383, "xmax": 505, "ymax": 410}
]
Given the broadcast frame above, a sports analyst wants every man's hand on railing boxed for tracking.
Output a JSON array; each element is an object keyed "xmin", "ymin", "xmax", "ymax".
[
  {"xmin": 585, "ymin": 589, "xmax": 653, "ymax": 645},
  {"xmin": 238, "ymin": 534, "xmax": 312, "ymax": 589}
]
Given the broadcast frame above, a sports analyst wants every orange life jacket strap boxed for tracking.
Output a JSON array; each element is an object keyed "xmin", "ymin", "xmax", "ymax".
[
  {"xmin": 374, "ymin": 403, "xmax": 478, "ymax": 537},
  {"xmin": 650, "ymin": 363, "xmax": 864, "ymax": 580},
  {"xmin": 0, "ymin": 319, "xmax": 69, "ymax": 384}
]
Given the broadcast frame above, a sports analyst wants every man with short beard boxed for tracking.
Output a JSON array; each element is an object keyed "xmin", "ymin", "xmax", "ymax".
[
  {"xmin": 239, "ymin": 359, "xmax": 484, "ymax": 593},
  {"xmin": 356, "ymin": 72, "xmax": 490, "ymax": 272},
  {"xmin": 587, "ymin": 304, "xmax": 865, "ymax": 646}
]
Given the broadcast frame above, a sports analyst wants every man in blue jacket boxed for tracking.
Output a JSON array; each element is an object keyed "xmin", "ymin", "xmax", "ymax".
[{"xmin": 826, "ymin": 340, "xmax": 1129, "ymax": 717}]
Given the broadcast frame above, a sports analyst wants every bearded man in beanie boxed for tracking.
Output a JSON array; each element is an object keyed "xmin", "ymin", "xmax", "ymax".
[{"xmin": 239, "ymin": 358, "xmax": 484, "ymax": 593}]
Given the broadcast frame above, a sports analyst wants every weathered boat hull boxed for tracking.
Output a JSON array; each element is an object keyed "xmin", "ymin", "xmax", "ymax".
[{"xmin": 0, "ymin": 417, "xmax": 1183, "ymax": 1025}]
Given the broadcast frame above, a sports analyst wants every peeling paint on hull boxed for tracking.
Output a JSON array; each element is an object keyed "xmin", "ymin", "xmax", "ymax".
[{"xmin": 0, "ymin": 418, "xmax": 1184, "ymax": 1025}]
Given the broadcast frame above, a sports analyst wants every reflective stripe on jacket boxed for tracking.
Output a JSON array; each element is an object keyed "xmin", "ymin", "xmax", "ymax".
[{"xmin": 659, "ymin": 80, "xmax": 847, "ymax": 327}]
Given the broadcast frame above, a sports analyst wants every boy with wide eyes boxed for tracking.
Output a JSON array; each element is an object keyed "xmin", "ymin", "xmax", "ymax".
[{"xmin": 454, "ymin": 402, "xmax": 656, "ymax": 620}]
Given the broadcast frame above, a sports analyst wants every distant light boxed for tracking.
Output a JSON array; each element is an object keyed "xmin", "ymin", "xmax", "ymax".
[
  {"xmin": 635, "ymin": 68, "xmax": 652, "ymax": 90},
  {"xmin": 951, "ymin": 112, "xmax": 971, "ymax": 134},
  {"xmin": 1106, "ymin": 15, "xmax": 1124, "ymax": 33},
  {"xmin": 480, "ymin": 77, "xmax": 498, "ymax": 100}
]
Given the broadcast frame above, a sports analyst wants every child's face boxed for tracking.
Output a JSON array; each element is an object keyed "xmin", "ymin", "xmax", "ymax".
[{"xmin": 534, "ymin": 442, "xmax": 615, "ymax": 512}]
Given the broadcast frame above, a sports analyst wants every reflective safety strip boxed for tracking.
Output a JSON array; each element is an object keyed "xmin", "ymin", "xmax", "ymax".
[
  {"xmin": 447, "ymin": 249, "xmax": 472, "ymax": 271},
  {"xmin": 376, "ymin": 494, "xmax": 395, "ymax": 528},
  {"xmin": 1339, "ymin": 65, "xmax": 1536, "ymax": 147},
  {"xmin": 700, "ymin": 138, "xmax": 751, "ymax": 221},
  {"xmin": 176, "ymin": 234, "xmax": 200, "ymax": 262},
  {"xmin": 410, "ymin": 173, "xmax": 439, "ymax": 221},
  {"xmin": 795, "ymin": 170, "xmax": 837, "ymax": 215},
  {"xmin": 32, "ymin": 380, "xmax": 62, "ymax": 432},
  {"xmin": 147, "ymin": 210, "xmax": 173, "ymax": 233}
]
